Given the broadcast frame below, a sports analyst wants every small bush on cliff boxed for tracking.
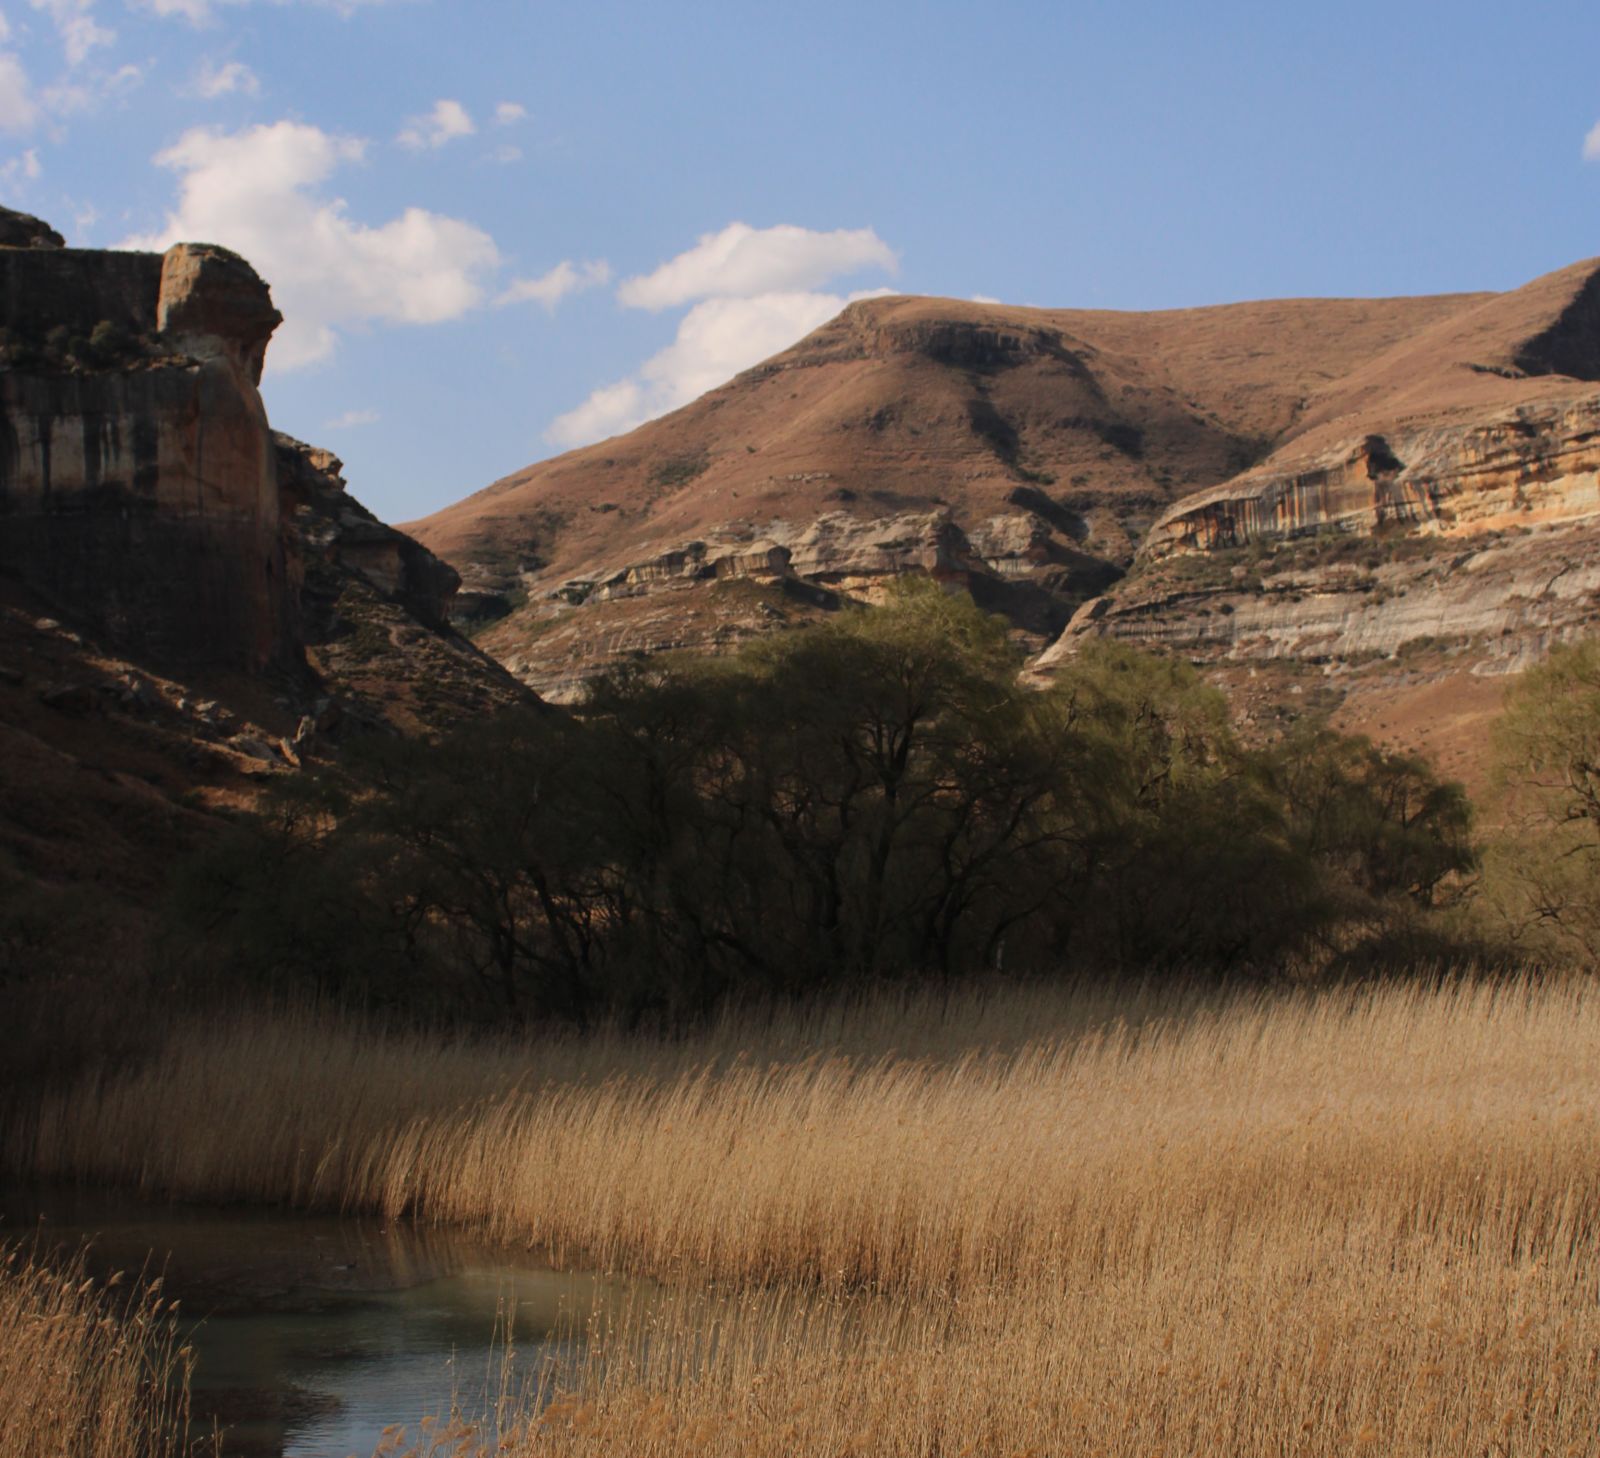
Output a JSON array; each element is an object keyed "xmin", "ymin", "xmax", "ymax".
[{"xmin": 84, "ymin": 319, "xmax": 140, "ymax": 367}]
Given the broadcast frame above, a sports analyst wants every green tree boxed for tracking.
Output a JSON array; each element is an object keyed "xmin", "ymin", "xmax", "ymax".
[
  {"xmin": 1042, "ymin": 643, "xmax": 1317, "ymax": 971},
  {"xmin": 1271, "ymin": 728, "xmax": 1475, "ymax": 908},
  {"xmin": 586, "ymin": 578, "xmax": 1091, "ymax": 990},
  {"xmin": 1484, "ymin": 638, "xmax": 1600, "ymax": 960}
]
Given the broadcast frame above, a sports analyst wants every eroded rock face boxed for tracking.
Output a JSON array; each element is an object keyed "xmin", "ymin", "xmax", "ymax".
[
  {"xmin": 157, "ymin": 243, "xmax": 282, "ymax": 385},
  {"xmin": 0, "ymin": 236, "xmax": 289, "ymax": 668},
  {"xmin": 1141, "ymin": 400, "xmax": 1600, "ymax": 557},
  {"xmin": 471, "ymin": 501, "xmax": 1121, "ymax": 700},
  {"xmin": 278, "ymin": 433, "xmax": 463, "ymax": 634},
  {"xmin": 1034, "ymin": 519, "xmax": 1600, "ymax": 678}
]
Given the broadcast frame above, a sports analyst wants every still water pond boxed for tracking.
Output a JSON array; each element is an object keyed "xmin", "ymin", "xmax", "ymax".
[{"xmin": 3, "ymin": 1186, "xmax": 628, "ymax": 1458}]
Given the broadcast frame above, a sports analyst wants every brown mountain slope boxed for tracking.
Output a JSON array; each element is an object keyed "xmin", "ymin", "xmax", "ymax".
[
  {"xmin": 407, "ymin": 288, "xmax": 1490, "ymax": 698},
  {"xmin": 410, "ymin": 260, "xmax": 1600, "ymax": 724}
]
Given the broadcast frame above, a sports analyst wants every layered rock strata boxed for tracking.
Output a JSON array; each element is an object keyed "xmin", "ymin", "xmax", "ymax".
[{"xmin": 1140, "ymin": 399, "xmax": 1600, "ymax": 559}]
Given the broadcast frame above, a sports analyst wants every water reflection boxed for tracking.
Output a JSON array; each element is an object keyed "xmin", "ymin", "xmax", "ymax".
[{"xmin": 1, "ymin": 1186, "xmax": 618, "ymax": 1458}]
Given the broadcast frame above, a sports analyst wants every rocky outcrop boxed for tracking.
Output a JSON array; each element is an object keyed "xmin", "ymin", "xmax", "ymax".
[
  {"xmin": 471, "ymin": 503, "xmax": 1123, "ymax": 699},
  {"xmin": 0, "ymin": 209, "xmax": 532, "ymax": 732},
  {"xmin": 277, "ymin": 435, "xmax": 461, "ymax": 632},
  {"xmin": 0, "ymin": 205, "xmax": 64, "ymax": 250},
  {"xmin": 0, "ymin": 236, "xmax": 289, "ymax": 668},
  {"xmin": 1033, "ymin": 518, "xmax": 1600, "ymax": 678},
  {"xmin": 1142, "ymin": 399, "xmax": 1600, "ymax": 558},
  {"xmin": 157, "ymin": 243, "xmax": 281, "ymax": 385},
  {"xmin": 277, "ymin": 435, "xmax": 531, "ymax": 731}
]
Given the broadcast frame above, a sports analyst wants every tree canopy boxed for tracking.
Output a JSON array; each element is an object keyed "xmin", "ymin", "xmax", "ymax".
[{"xmin": 173, "ymin": 582, "xmax": 1483, "ymax": 1022}]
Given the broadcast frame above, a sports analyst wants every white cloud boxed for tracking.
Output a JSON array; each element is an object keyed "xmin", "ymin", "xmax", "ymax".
[
  {"xmin": 398, "ymin": 98, "xmax": 474, "ymax": 150},
  {"xmin": 970, "ymin": 293, "xmax": 1001, "ymax": 305},
  {"xmin": 123, "ymin": 120, "xmax": 501, "ymax": 369},
  {"xmin": 0, "ymin": 52, "xmax": 37, "ymax": 132},
  {"xmin": 29, "ymin": 0, "xmax": 115, "ymax": 65},
  {"xmin": 497, "ymin": 257, "xmax": 610, "ymax": 309},
  {"xmin": 194, "ymin": 58, "xmax": 259, "ymax": 97},
  {"xmin": 544, "ymin": 378, "xmax": 644, "ymax": 453},
  {"xmin": 616, "ymin": 221, "xmax": 897, "ymax": 311},
  {"xmin": 1585, "ymin": 121, "xmax": 1600, "ymax": 163},
  {"xmin": 488, "ymin": 143, "xmax": 521, "ymax": 164},
  {"xmin": 493, "ymin": 101, "xmax": 525, "ymax": 126},
  {"xmin": 546, "ymin": 222, "xmax": 899, "ymax": 449},
  {"xmin": 324, "ymin": 407, "xmax": 379, "ymax": 429}
]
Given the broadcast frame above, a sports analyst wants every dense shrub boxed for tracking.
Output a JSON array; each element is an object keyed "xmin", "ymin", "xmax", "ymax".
[{"xmin": 171, "ymin": 583, "xmax": 1480, "ymax": 1023}]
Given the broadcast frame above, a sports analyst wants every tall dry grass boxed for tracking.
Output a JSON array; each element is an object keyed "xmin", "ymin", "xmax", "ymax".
[
  {"xmin": 0, "ymin": 1244, "xmax": 193, "ymax": 1458},
  {"xmin": 14, "ymin": 978, "xmax": 1600, "ymax": 1294},
  {"xmin": 485, "ymin": 1250, "xmax": 1599, "ymax": 1458},
  {"xmin": 11, "ymin": 976, "xmax": 1600, "ymax": 1455}
]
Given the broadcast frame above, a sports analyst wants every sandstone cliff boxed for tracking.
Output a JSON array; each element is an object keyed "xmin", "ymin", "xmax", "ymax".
[
  {"xmin": 1026, "ymin": 259, "xmax": 1600, "ymax": 782},
  {"xmin": 0, "ymin": 231, "xmax": 289, "ymax": 667},
  {"xmin": 0, "ymin": 205, "xmax": 527, "ymax": 725},
  {"xmin": 1033, "ymin": 261, "xmax": 1600, "ymax": 640}
]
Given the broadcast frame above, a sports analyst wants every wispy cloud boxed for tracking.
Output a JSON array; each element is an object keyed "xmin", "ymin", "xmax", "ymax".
[
  {"xmin": 1585, "ymin": 121, "xmax": 1600, "ymax": 163},
  {"xmin": 398, "ymin": 98, "xmax": 474, "ymax": 150},
  {"xmin": 497, "ymin": 258, "xmax": 611, "ymax": 309},
  {"xmin": 324, "ymin": 407, "xmax": 380, "ymax": 430},
  {"xmin": 28, "ymin": 0, "xmax": 115, "ymax": 67},
  {"xmin": 137, "ymin": 0, "xmax": 413, "ymax": 22},
  {"xmin": 0, "ymin": 52, "xmax": 37, "ymax": 133},
  {"xmin": 493, "ymin": 101, "xmax": 526, "ymax": 126},
  {"xmin": 193, "ymin": 58, "xmax": 260, "ymax": 98},
  {"xmin": 34, "ymin": 57, "xmax": 144, "ymax": 128},
  {"xmin": 0, "ymin": 147, "xmax": 41, "ymax": 189}
]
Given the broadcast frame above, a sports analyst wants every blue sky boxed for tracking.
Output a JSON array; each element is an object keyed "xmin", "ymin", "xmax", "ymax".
[{"xmin": 0, "ymin": 0, "xmax": 1596, "ymax": 522}]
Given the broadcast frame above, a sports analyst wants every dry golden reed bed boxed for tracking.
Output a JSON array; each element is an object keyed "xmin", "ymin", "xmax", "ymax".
[
  {"xmin": 13, "ymin": 977, "xmax": 1600, "ymax": 1455},
  {"xmin": 0, "ymin": 1244, "xmax": 192, "ymax": 1458}
]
